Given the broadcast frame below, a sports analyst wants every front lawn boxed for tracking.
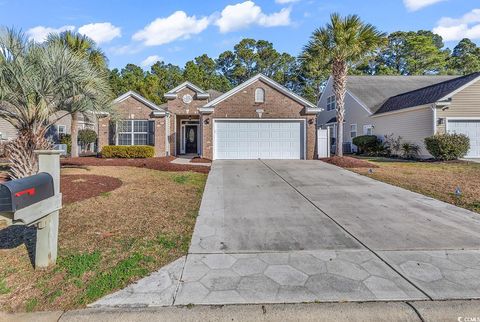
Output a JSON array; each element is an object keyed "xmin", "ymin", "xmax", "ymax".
[
  {"xmin": 0, "ymin": 166, "xmax": 207, "ymax": 312},
  {"xmin": 348, "ymin": 158, "xmax": 480, "ymax": 214}
]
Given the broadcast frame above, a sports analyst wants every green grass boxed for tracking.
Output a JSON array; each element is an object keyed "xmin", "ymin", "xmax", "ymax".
[
  {"xmin": 0, "ymin": 279, "xmax": 10, "ymax": 294},
  {"xmin": 25, "ymin": 298, "xmax": 38, "ymax": 312},
  {"xmin": 59, "ymin": 251, "xmax": 101, "ymax": 278},
  {"xmin": 156, "ymin": 234, "xmax": 178, "ymax": 250},
  {"xmin": 172, "ymin": 174, "xmax": 189, "ymax": 184},
  {"xmin": 81, "ymin": 253, "xmax": 153, "ymax": 303}
]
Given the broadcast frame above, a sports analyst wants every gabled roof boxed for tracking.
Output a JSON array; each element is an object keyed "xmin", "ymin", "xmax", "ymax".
[
  {"xmin": 202, "ymin": 74, "xmax": 318, "ymax": 111},
  {"xmin": 164, "ymin": 81, "xmax": 210, "ymax": 99},
  {"xmin": 345, "ymin": 75, "xmax": 458, "ymax": 114},
  {"xmin": 375, "ymin": 72, "xmax": 480, "ymax": 115},
  {"xmin": 114, "ymin": 91, "xmax": 166, "ymax": 112}
]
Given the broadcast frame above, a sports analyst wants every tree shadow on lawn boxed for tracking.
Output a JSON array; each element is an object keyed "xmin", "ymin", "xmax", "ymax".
[{"xmin": 0, "ymin": 224, "xmax": 37, "ymax": 267}]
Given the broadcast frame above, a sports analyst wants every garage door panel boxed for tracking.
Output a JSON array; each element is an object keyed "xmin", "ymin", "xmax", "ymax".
[
  {"xmin": 215, "ymin": 120, "xmax": 304, "ymax": 160},
  {"xmin": 448, "ymin": 120, "xmax": 480, "ymax": 158}
]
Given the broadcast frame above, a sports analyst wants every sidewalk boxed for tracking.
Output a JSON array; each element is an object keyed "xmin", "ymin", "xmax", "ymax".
[{"xmin": 2, "ymin": 300, "xmax": 479, "ymax": 322}]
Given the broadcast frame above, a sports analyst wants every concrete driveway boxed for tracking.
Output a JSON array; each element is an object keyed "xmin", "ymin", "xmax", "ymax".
[
  {"xmin": 179, "ymin": 160, "xmax": 480, "ymax": 304},
  {"xmin": 94, "ymin": 160, "xmax": 480, "ymax": 307}
]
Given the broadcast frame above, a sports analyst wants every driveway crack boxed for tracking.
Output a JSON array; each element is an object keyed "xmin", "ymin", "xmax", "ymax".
[{"xmin": 259, "ymin": 159, "xmax": 433, "ymax": 301}]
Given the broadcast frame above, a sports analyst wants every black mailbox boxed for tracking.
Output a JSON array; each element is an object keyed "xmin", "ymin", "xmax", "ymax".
[{"xmin": 0, "ymin": 173, "xmax": 54, "ymax": 213}]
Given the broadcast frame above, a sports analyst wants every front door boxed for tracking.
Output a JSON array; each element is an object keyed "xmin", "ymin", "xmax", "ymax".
[{"xmin": 185, "ymin": 125, "xmax": 198, "ymax": 154}]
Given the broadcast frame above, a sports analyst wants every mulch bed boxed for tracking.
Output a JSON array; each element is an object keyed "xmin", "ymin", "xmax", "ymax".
[
  {"xmin": 61, "ymin": 174, "xmax": 123, "ymax": 204},
  {"xmin": 190, "ymin": 157, "xmax": 212, "ymax": 163},
  {"xmin": 61, "ymin": 156, "xmax": 210, "ymax": 174},
  {"xmin": 320, "ymin": 156, "xmax": 379, "ymax": 168}
]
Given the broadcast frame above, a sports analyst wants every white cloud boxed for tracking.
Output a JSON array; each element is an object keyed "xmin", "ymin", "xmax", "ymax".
[
  {"xmin": 433, "ymin": 9, "xmax": 480, "ymax": 41},
  {"xmin": 215, "ymin": 1, "xmax": 291, "ymax": 33},
  {"xmin": 403, "ymin": 0, "xmax": 445, "ymax": 11},
  {"xmin": 141, "ymin": 55, "xmax": 163, "ymax": 68},
  {"xmin": 275, "ymin": 0, "xmax": 299, "ymax": 3},
  {"xmin": 133, "ymin": 11, "xmax": 209, "ymax": 46},
  {"xmin": 26, "ymin": 25, "xmax": 75, "ymax": 42},
  {"xmin": 78, "ymin": 22, "xmax": 121, "ymax": 44}
]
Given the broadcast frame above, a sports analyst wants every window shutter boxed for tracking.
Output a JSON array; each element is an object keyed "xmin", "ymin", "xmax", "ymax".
[
  {"xmin": 109, "ymin": 121, "xmax": 116, "ymax": 145},
  {"xmin": 148, "ymin": 121, "xmax": 155, "ymax": 146}
]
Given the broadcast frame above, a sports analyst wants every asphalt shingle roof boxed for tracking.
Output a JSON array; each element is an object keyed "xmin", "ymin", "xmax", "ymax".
[
  {"xmin": 346, "ymin": 75, "xmax": 458, "ymax": 113},
  {"xmin": 375, "ymin": 72, "xmax": 480, "ymax": 115}
]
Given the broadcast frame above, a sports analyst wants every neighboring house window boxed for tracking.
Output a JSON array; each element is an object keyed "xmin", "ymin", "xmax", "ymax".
[
  {"xmin": 255, "ymin": 88, "xmax": 265, "ymax": 103},
  {"xmin": 57, "ymin": 125, "xmax": 66, "ymax": 136},
  {"xmin": 363, "ymin": 124, "xmax": 373, "ymax": 136},
  {"xmin": 326, "ymin": 95, "xmax": 336, "ymax": 111},
  {"xmin": 117, "ymin": 120, "xmax": 149, "ymax": 146},
  {"xmin": 350, "ymin": 124, "xmax": 357, "ymax": 139}
]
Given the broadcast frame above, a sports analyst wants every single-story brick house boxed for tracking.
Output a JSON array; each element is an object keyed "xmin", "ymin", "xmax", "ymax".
[
  {"xmin": 317, "ymin": 72, "xmax": 480, "ymax": 158},
  {"xmin": 99, "ymin": 74, "xmax": 321, "ymax": 160}
]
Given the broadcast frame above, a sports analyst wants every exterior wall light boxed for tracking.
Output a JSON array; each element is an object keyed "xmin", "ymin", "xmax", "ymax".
[{"xmin": 204, "ymin": 118, "xmax": 210, "ymax": 125}]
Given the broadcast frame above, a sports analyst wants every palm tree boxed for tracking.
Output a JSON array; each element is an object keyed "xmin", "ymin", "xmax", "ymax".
[
  {"xmin": 46, "ymin": 31, "xmax": 108, "ymax": 157},
  {"xmin": 0, "ymin": 29, "xmax": 112, "ymax": 178},
  {"xmin": 302, "ymin": 14, "xmax": 386, "ymax": 156}
]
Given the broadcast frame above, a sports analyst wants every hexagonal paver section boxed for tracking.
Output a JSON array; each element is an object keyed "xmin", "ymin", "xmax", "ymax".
[
  {"xmin": 176, "ymin": 282, "xmax": 210, "ymax": 304},
  {"xmin": 327, "ymin": 260, "xmax": 370, "ymax": 281},
  {"xmin": 305, "ymin": 274, "xmax": 374, "ymax": 299},
  {"xmin": 237, "ymin": 275, "xmax": 279, "ymax": 302},
  {"xmin": 232, "ymin": 257, "xmax": 268, "ymax": 276},
  {"xmin": 202, "ymin": 254, "xmax": 237, "ymax": 269},
  {"xmin": 200, "ymin": 269, "xmax": 241, "ymax": 291},
  {"xmin": 289, "ymin": 253, "xmax": 326, "ymax": 275},
  {"xmin": 399, "ymin": 261, "xmax": 443, "ymax": 283},
  {"xmin": 264, "ymin": 265, "xmax": 308, "ymax": 286}
]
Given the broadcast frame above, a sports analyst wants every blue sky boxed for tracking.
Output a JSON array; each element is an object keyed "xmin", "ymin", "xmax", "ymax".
[{"xmin": 0, "ymin": 0, "xmax": 479, "ymax": 69}]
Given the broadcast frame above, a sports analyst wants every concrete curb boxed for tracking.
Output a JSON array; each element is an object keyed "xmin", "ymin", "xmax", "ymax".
[{"xmin": 2, "ymin": 300, "xmax": 479, "ymax": 322}]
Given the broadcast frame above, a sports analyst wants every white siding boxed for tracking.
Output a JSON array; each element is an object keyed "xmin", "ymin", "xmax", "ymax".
[
  {"xmin": 372, "ymin": 106, "xmax": 434, "ymax": 158},
  {"xmin": 317, "ymin": 77, "xmax": 372, "ymax": 148}
]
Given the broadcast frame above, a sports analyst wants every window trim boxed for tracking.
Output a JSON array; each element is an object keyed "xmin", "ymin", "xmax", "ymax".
[
  {"xmin": 326, "ymin": 95, "xmax": 336, "ymax": 111},
  {"xmin": 350, "ymin": 124, "xmax": 357, "ymax": 139},
  {"xmin": 255, "ymin": 87, "xmax": 265, "ymax": 103},
  {"xmin": 57, "ymin": 125, "xmax": 66, "ymax": 135},
  {"xmin": 363, "ymin": 124, "xmax": 373, "ymax": 136},
  {"xmin": 116, "ymin": 120, "xmax": 149, "ymax": 146}
]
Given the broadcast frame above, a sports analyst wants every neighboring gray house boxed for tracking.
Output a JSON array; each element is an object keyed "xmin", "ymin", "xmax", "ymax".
[
  {"xmin": 317, "ymin": 73, "xmax": 480, "ymax": 158},
  {"xmin": 0, "ymin": 112, "xmax": 98, "ymax": 153}
]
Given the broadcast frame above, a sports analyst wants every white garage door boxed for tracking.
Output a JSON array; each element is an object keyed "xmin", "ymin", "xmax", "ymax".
[
  {"xmin": 448, "ymin": 120, "xmax": 480, "ymax": 158},
  {"xmin": 214, "ymin": 120, "xmax": 304, "ymax": 160}
]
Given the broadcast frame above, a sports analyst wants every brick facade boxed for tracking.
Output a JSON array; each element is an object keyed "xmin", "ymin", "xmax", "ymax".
[
  {"xmin": 97, "ymin": 96, "xmax": 167, "ymax": 157},
  {"xmin": 201, "ymin": 79, "xmax": 317, "ymax": 160},
  {"xmin": 99, "ymin": 77, "xmax": 318, "ymax": 160}
]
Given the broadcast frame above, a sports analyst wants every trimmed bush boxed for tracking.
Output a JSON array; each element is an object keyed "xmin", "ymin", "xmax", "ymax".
[
  {"xmin": 78, "ymin": 129, "xmax": 97, "ymax": 147},
  {"xmin": 352, "ymin": 135, "xmax": 379, "ymax": 154},
  {"xmin": 60, "ymin": 134, "xmax": 72, "ymax": 154},
  {"xmin": 425, "ymin": 133, "xmax": 470, "ymax": 161},
  {"xmin": 401, "ymin": 142, "xmax": 420, "ymax": 159},
  {"xmin": 101, "ymin": 145, "xmax": 155, "ymax": 158}
]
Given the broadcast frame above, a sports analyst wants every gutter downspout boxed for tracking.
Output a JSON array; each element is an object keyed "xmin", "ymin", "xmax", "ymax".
[{"xmin": 431, "ymin": 104, "xmax": 437, "ymax": 135}]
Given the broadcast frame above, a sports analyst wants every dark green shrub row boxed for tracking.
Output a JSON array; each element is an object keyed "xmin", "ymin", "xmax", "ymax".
[
  {"xmin": 352, "ymin": 135, "xmax": 379, "ymax": 154},
  {"xmin": 101, "ymin": 145, "xmax": 154, "ymax": 158},
  {"xmin": 425, "ymin": 133, "xmax": 470, "ymax": 161}
]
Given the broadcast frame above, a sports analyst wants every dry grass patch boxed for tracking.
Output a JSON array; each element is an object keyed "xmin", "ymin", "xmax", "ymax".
[
  {"xmin": 0, "ymin": 166, "xmax": 207, "ymax": 312},
  {"xmin": 350, "ymin": 159, "xmax": 480, "ymax": 213}
]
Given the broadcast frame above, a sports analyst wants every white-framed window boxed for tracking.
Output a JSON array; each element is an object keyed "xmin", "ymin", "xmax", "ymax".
[
  {"xmin": 117, "ymin": 120, "xmax": 149, "ymax": 146},
  {"xmin": 350, "ymin": 124, "xmax": 357, "ymax": 138},
  {"xmin": 57, "ymin": 125, "xmax": 66, "ymax": 136},
  {"xmin": 363, "ymin": 124, "xmax": 373, "ymax": 136},
  {"xmin": 326, "ymin": 95, "xmax": 336, "ymax": 111},
  {"xmin": 255, "ymin": 88, "xmax": 265, "ymax": 103}
]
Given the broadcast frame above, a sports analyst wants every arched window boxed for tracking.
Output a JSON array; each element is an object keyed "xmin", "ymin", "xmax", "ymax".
[{"xmin": 255, "ymin": 88, "xmax": 265, "ymax": 103}]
